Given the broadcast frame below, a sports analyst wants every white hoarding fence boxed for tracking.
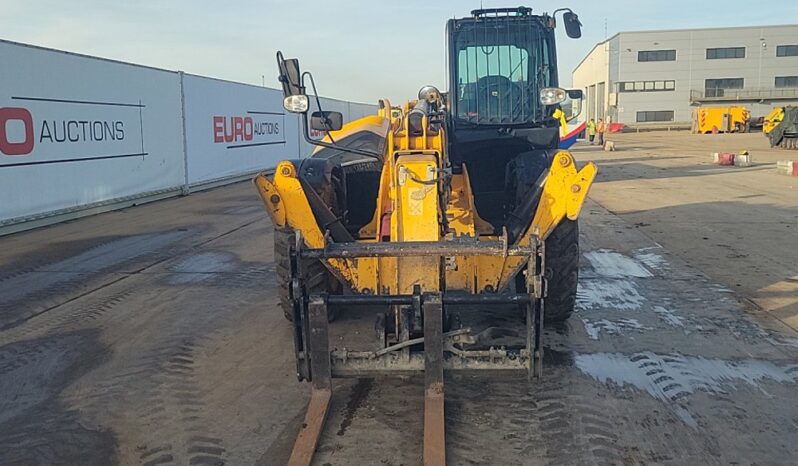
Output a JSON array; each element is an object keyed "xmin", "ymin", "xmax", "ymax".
[
  {"xmin": 0, "ymin": 40, "xmax": 185, "ymax": 226},
  {"xmin": 349, "ymin": 102, "xmax": 378, "ymax": 120},
  {"xmin": 0, "ymin": 39, "xmax": 376, "ymax": 233},
  {"xmin": 182, "ymin": 74, "xmax": 300, "ymax": 186}
]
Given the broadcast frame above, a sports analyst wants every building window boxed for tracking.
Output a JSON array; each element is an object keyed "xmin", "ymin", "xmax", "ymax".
[
  {"xmin": 776, "ymin": 45, "xmax": 798, "ymax": 57},
  {"xmin": 705, "ymin": 78, "xmax": 744, "ymax": 97},
  {"xmin": 706, "ymin": 47, "xmax": 745, "ymax": 59},
  {"xmin": 638, "ymin": 50, "xmax": 676, "ymax": 62},
  {"xmin": 775, "ymin": 76, "xmax": 798, "ymax": 88},
  {"xmin": 618, "ymin": 80, "xmax": 676, "ymax": 92},
  {"xmin": 636, "ymin": 111, "xmax": 674, "ymax": 123}
]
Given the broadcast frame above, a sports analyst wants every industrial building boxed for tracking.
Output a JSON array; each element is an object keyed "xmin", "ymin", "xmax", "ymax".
[{"xmin": 572, "ymin": 24, "xmax": 798, "ymax": 126}]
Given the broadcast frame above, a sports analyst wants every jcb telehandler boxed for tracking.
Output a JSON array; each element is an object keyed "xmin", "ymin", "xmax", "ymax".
[{"xmin": 255, "ymin": 7, "xmax": 596, "ymax": 465}]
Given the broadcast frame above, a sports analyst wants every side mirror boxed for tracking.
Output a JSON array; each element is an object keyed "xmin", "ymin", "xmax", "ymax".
[
  {"xmin": 562, "ymin": 89, "xmax": 583, "ymax": 122},
  {"xmin": 311, "ymin": 111, "xmax": 343, "ymax": 132},
  {"xmin": 563, "ymin": 12, "xmax": 582, "ymax": 39},
  {"xmin": 277, "ymin": 52, "xmax": 302, "ymax": 97}
]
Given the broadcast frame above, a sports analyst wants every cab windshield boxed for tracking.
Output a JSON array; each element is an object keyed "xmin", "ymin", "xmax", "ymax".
[{"xmin": 453, "ymin": 20, "xmax": 553, "ymax": 124}]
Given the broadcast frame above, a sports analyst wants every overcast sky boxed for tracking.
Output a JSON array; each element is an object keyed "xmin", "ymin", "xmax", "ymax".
[{"xmin": 2, "ymin": 0, "xmax": 796, "ymax": 103}]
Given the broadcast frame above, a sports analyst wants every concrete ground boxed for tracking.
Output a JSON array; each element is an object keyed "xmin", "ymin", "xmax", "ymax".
[
  {"xmin": 589, "ymin": 130, "xmax": 798, "ymax": 330},
  {"xmin": 0, "ymin": 130, "xmax": 797, "ymax": 465}
]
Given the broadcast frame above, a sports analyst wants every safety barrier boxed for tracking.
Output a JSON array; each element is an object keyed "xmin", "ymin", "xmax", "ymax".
[{"xmin": 0, "ymin": 39, "xmax": 374, "ymax": 234}]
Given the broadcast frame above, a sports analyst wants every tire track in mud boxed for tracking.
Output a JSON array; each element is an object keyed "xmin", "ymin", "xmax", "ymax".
[
  {"xmin": 0, "ymin": 232, "xmax": 190, "ymax": 331},
  {"xmin": 0, "ymin": 289, "xmax": 136, "ymax": 344},
  {"xmin": 0, "ymin": 338, "xmax": 63, "ymax": 378},
  {"xmin": 1, "ymin": 220, "xmax": 258, "ymax": 331},
  {"xmin": 0, "ymin": 281, "xmax": 234, "ymax": 465},
  {"xmin": 1, "ymin": 221, "xmax": 266, "ymax": 464},
  {"xmin": 575, "ymin": 349, "xmax": 798, "ymax": 449},
  {"xmin": 221, "ymin": 263, "xmax": 273, "ymax": 289},
  {"xmin": 69, "ymin": 328, "xmax": 229, "ymax": 466},
  {"xmin": 532, "ymin": 375, "xmax": 625, "ymax": 465},
  {"xmin": 62, "ymin": 330, "xmax": 228, "ymax": 465},
  {"xmin": 446, "ymin": 368, "xmax": 626, "ymax": 465}
]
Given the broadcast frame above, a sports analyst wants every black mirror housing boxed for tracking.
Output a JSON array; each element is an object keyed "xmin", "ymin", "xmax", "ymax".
[
  {"xmin": 277, "ymin": 54, "xmax": 302, "ymax": 97},
  {"xmin": 563, "ymin": 12, "xmax": 582, "ymax": 39},
  {"xmin": 567, "ymin": 89, "xmax": 583, "ymax": 99},
  {"xmin": 562, "ymin": 89, "xmax": 583, "ymax": 122},
  {"xmin": 311, "ymin": 111, "xmax": 343, "ymax": 132}
]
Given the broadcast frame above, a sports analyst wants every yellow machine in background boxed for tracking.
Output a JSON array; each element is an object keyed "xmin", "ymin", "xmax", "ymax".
[
  {"xmin": 692, "ymin": 106, "xmax": 750, "ymax": 134},
  {"xmin": 763, "ymin": 107, "xmax": 785, "ymax": 135},
  {"xmin": 254, "ymin": 7, "xmax": 595, "ymax": 466},
  {"xmin": 764, "ymin": 106, "xmax": 798, "ymax": 149}
]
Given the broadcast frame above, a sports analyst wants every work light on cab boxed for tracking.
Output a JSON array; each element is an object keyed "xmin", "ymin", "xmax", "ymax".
[
  {"xmin": 283, "ymin": 95, "xmax": 309, "ymax": 113},
  {"xmin": 539, "ymin": 87, "xmax": 567, "ymax": 105}
]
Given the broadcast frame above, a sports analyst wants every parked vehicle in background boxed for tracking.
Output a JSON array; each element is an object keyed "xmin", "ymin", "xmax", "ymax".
[{"xmin": 691, "ymin": 106, "xmax": 749, "ymax": 134}]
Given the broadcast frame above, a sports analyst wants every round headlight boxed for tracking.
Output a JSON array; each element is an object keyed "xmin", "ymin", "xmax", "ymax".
[
  {"xmin": 418, "ymin": 85, "xmax": 441, "ymax": 102},
  {"xmin": 539, "ymin": 87, "xmax": 567, "ymax": 106},
  {"xmin": 283, "ymin": 95, "xmax": 309, "ymax": 113}
]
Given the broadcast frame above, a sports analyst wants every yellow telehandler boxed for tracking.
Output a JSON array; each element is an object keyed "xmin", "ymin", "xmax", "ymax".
[{"xmin": 255, "ymin": 7, "xmax": 596, "ymax": 465}]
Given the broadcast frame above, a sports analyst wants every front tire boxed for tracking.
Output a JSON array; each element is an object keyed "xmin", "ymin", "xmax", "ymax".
[
  {"xmin": 274, "ymin": 228, "xmax": 338, "ymax": 322},
  {"xmin": 543, "ymin": 219, "xmax": 579, "ymax": 323}
]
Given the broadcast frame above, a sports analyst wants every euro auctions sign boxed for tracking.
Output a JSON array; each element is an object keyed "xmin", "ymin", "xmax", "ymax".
[
  {"xmin": 212, "ymin": 112, "xmax": 284, "ymax": 149},
  {"xmin": 0, "ymin": 107, "xmax": 34, "ymax": 155},
  {"xmin": 0, "ymin": 96, "xmax": 146, "ymax": 167}
]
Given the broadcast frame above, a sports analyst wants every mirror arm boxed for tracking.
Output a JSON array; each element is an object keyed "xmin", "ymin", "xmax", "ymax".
[
  {"xmin": 278, "ymin": 55, "xmax": 382, "ymax": 161},
  {"xmin": 299, "ymin": 116, "xmax": 383, "ymax": 160},
  {"xmin": 301, "ymin": 71, "xmax": 334, "ymax": 143},
  {"xmin": 296, "ymin": 70, "xmax": 382, "ymax": 161}
]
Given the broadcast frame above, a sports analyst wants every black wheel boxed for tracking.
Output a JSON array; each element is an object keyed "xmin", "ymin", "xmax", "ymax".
[
  {"xmin": 274, "ymin": 228, "xmax": 339, "ymax": 322},
  {"xmin": 543, "ymin": 219, "xmax": 579, "ymax": 323},
  {"xmin": 513, "ymin": 219, "xmax": 579, "ymax": 323}
]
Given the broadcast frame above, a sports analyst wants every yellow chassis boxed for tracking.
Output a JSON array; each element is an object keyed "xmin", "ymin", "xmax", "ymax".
[{"xmin": 255, "ymin": 99, "xmax": 596, "ymax": 296}]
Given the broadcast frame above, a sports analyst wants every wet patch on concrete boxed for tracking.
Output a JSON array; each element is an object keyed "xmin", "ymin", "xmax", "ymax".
[
  {"xmin": 0, "ymin": 230, "xmax": 192, "ymax": 329},
  {"xmin": 575, "ymin": 351, "xmax": 798, "ymax": 427},
  {"xmin": 0, "ymin": 328, "xmax": 117, "ymax": 464},
  {"xmin": 582, "ymin": 318, "xmax": 650, "ymax": 340},
  {"xmin": 161, "ymin": 250, "xmax": 274, "ymax": 288},
  {"xmin": 577, "ymin": 249, "xmax": 655, "ymax": 313},
  {"xmin": 577, "ymin": 279, "xmax": 646, "ymax": 311},
  {"xmin": 584, "ymin": 249, "xmax": 653, "ymax": 278},
  {"xmin": 653, "ymin": 305, "xmax": 686, "ymax": 328},
  {"xmin": 36, "ymin": 231, "xmax": 190, "ymax": 273},
  {"xmin": 165, "ymin": 251, "xmax": 239, "ymax": 284},
  {"xmin": 633, "ymin": 250, "xmax": 669, "ymax": 272},
  {"xmin": 337, "ymin": 378, "xmax": 374, "ymax": 436}
]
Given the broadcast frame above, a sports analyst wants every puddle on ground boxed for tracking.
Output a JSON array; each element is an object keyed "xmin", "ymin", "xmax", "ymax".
[
  {"xmin": 653, "ymin": 306, "xmax": 685, "ymax": 328},
  {"xmin": 582, "ymin": 318, "xmax": 650, "ymax": 340},
  {"xmin": 584, "ymin": 249, "xmax": 653, "ymax": 278},
  {"xmin": 575, "ymin": 351, "xmax": 798, "ymax": 427},
  {"xmin": 633, "ymin": 252, "xmax": 668, "ymax": 271},
  {"xmin": 576, "ymin": 279, "xmax": 645, "ymax": 311}
]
